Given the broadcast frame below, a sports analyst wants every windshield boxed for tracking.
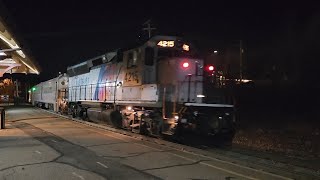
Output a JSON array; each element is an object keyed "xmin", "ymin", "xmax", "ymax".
[{"xmin": 157, "ymin": 48, "xmax": 200, "ymax": 59}]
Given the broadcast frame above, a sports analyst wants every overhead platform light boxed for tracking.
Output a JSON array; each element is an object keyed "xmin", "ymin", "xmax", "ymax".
[{"xmin": 0, "ymin": 18, "xmax": 40, "ymax": 76}]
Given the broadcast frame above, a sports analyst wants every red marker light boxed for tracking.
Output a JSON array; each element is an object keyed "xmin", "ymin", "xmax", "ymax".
[
  {"xmin": 208, "ymin": 65, "xmax": 214, "ymax": 71},
  {"xmin": 182, "ymin": 62, "xmax": 189, "ymax": 68}
]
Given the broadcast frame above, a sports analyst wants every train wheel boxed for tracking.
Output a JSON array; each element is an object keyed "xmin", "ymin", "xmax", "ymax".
[
  {"xmin": 139, "ymin": 121, "xmax": 148, "ymax": 135},
  {"xmin": 81, "ymin": 110, "xmax": 89, "ymax": 121},
  {"xmin": 158, "ymin": 126, "xmax": 167, "ymax": 140},
  {"xmin": 110, "ymin": 110, "xmax": 122, "ymax": 129},
  {"xmin": 72, "ymin": 110, "xmax": 76, "ymax": 118},
  {"xmin": 72, "ymin": 108, "xmax": 78, "ymax": 118}
]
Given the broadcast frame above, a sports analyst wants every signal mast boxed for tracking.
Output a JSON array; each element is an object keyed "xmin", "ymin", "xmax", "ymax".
[{"xmin": 142, "ymin": 19, "xmax": 156, "ymax": 39}]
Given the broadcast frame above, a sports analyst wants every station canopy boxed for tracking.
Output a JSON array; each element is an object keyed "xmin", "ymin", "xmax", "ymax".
[{"xmin": 0, "ymin": 18, "xmax": 40, "ymax": 77}]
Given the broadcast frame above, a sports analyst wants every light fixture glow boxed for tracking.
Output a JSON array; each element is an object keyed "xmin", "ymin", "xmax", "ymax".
[
  {"xmin": 0, "ymin": 34, "xmax": 25, "ymax": 58},
  {"xmin": 182, "ymin": 62, "xmax": 189, "ymax": 68},
  {"xmin": 182, "ymin": 44, "xmax": 189, "ymax": 51},
  {"xmin": 1, "ymin": 29, "xmax": 40, "ymax": 74},
  {"xmin": 208, "ymin": 66, "xmax": 214, "ymax": 71}
]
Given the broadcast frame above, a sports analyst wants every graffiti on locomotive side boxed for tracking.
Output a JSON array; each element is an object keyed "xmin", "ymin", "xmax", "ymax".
[{"xmin": 124, "ymin": 71, "xmax": 139, "ymax": 83}]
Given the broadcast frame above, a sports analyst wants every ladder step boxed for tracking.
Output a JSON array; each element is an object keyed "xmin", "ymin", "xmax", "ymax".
[
  {"xmin": 130, "ymin": 124, "xmax": 140, "ymax": 128},
  {"xmin": 161, "ymin": 131, "xmax": 174, "ymax": 136}
]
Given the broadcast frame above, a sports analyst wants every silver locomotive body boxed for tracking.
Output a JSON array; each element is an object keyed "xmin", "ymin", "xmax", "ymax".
[{"xmin": 32, "ymin": 35, "xmax": 235, "ymax": 142}]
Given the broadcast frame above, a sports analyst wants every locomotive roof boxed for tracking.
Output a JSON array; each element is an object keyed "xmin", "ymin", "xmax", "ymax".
[
  {"xmin": 66, "ymin": 50, "xmax": 118, "ymax": 77},
  {"xmin": 68, "ymin": 35, "xmax": 181, "ymax": 65},
  {"xmin": 66, "ymin": 35, "xmax": 187, "ymax": 76}
]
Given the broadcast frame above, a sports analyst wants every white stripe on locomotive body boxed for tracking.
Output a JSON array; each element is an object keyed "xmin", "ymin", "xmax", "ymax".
[
  {"xmin": 68, "ymin": 62, "xmax": 160, "ymax": 103},
  {"xmin": 67, "ymin": 60, "xmax": 204, "ymax": 104},
  {"xmin": 68, "ymin": 66, "xmax": 102, "ymax": 101},
  {"xmin": 68, "ymin": 64, "xmax": 116, "ymax": 102}
]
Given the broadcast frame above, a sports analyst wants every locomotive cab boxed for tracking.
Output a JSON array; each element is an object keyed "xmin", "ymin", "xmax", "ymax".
[{"xmin": 147, "ymin": 36, "xmax": 235, "ymax": 141}]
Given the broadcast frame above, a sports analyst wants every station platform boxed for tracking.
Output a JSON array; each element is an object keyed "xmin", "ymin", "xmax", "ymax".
[{"xmin": 1, "ymin": 105, "xmax": 319, "ymax": 180}]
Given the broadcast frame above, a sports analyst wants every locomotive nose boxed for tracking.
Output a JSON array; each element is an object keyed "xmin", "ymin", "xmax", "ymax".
[{"xmin": 178, "ymin": 59, "xmax": 200, "ymax": 75}]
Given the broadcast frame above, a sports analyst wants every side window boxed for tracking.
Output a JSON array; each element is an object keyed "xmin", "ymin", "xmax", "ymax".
[
  {"xmin": 127, "ymin": 50, "xmax": 139, "ymax": 68},
  {"xmin": 144, "ymin": 47, "xmax": 154, "ymax": 66}
]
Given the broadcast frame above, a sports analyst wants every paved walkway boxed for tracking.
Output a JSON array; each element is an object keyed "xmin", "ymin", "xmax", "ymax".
[{"xmin": 1, "ymin": 106, "xmax": 319, "ymax": 180}]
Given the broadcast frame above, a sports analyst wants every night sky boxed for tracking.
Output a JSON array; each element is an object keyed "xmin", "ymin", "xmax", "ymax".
[{"xmin": 1, "ymin": 1, "xmax": 319, "ymax": 86}]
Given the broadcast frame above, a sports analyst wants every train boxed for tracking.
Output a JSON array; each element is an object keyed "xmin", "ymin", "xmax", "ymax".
[{"xmin": 30, "ymin": 35, "xmax": 236, "ymax": 143}]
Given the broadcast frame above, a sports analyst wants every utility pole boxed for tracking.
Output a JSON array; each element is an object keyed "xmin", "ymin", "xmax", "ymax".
[
  {"xmin": 143, "ymin": 19, "xmax": 156, "ymax": 39},
  {"xmin": 187, "ymin": 74, "xmax": 192, "ymax": 102},
  {"xmin": 15, "ymin": 79, "xmax": 19, "ymax": 97},
  {"xmin": 25, "ymin": 82, "xmax": 28, "ymax": 102},
  {"xmin": 239, "ymin": 40, "xmax": 243, "ymax": 82}
]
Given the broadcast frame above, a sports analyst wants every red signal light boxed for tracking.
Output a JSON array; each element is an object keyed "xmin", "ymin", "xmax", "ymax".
[
  {"xmin": 182, "ymin": 62, "xmax": 189, "ymax": 68},
  {"xmin": 205, "ymin": 65, "xmax": 215, "ymax": 71}
]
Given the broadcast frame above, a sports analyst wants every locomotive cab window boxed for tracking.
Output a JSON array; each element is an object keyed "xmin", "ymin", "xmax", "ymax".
[
  {"xmin": 144, "ymin": 47, "xmax": 154, "ymax": 66},
  {"xmin": 157, "ymin": 48, "xmax": 199, "ymax": 59},
  {"xmin": 127, "ymin": 50, "xmax": 139, "ymax": 68}
]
